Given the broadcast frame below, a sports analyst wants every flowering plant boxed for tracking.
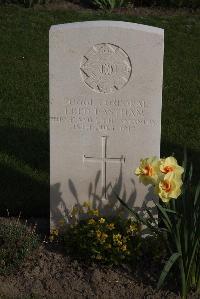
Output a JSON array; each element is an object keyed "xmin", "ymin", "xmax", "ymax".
[
  {"xmin": 135, "ymin": 156, "xmax": 184, "ymax": 202},
  {"xmin": 60, "ymin": 202, "xmax": 141, "ymax": 265},
  {"xmin": 116, "ymin": 153, "xmax": 200, "ymax": 299}
]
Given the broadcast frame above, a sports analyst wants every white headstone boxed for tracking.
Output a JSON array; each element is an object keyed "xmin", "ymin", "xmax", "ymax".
[{"xmin": 50, "ymin": 21, "xmax": 164, "ymax": 226}]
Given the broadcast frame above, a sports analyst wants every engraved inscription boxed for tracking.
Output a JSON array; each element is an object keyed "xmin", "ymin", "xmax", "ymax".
[
  {"xmin": 80, "ymin": 44, "xmax": 132, "ymax": 94},
  {"xmin": 50, "ymin": 97, "xmax": 157, "ymax": 133}
]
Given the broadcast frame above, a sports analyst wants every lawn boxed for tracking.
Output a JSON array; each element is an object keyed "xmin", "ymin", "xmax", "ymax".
[{"xmin": 0, "ymin": 5, "xmax": 199, "ymax": 217}]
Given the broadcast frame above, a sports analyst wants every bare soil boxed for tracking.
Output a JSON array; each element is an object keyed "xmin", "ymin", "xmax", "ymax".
[
  {"xmin": 0, "ymin": 245, "xmax": 179, "ymax": 299},
  {"xmin": 0, "ymin": 218, "xmax": 199, "ymax": 299}
]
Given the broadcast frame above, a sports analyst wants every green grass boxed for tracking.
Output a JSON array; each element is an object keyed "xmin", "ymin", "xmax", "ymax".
[{"xmin": 0, "ymin": 5, "xmax": 199, "ymax": 217}]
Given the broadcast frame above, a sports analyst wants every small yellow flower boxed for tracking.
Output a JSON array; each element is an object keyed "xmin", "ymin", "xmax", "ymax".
[
  {"xmin": 122, "ymin": 236, "xmax": 128, "ymax": 242},
  {"xmin": 107, "ymin": 223, "xmax": 115, "ymax": 230},
  {"xmin": 121, "ymin": 244, "xmax": 127, "ymax": 252},
  {"xmin": 113, "ymin": 233, "xmax": 122, "ymax": 242},
  {"xmin": 127, "ymin": 223, "xmax": 138, "ymax": 234},
  {"xmin": 135, "ymin": 156, "xmax": 160, "ymax": 185},
  {"xmin": 101, "ymin": 233, "xmax": 108, "ymax": 240},
  {"xmin": 59, "ymin": 219, "xmax": 66, "ymax": 226},
  {"xmin": 155, "ymin": 173, "xmax": 183, "ymax": 203},
  {"xmin": 96, "ymin": 230, "xmax": 101, "ymax": 239},
  {"xmin": 71, "ymin": 206, "xmax": 79, "ymax": 216},
  {"xmin": 96, "ymin": 229, "xmax": 108, "ymax": 243},
  {"xmin": 49, "ymin": 235, "xmax": 54, "ymax": 242},
  {"xmin": 96, "ymin": 254, "xmax": 102, "ymax": 260},
  {"xmin": 83, "ymin": 201, "xmax": 91, "ymax": 208},
  {"xmin": 88, "ymin": 209, "xmax": 99, "ymax": 217},
  {"xmin": 51, "ymin": 228, "xmax": 59, "ymax": 236},
  {"xmin": 105, "ymin": 243, "xmax": 112, "ymax": 249},
  {"xmin": 99, "ymin": 218, "xmax": 105, "ymax": 224},
  {"xmin": 160, "ymin": 156, "xmax": 184, "ymax": 177},
  {"xmin": 113, "ymin": 233, "xmax": 123, "ymax": 246},
  {"xmin": 88, "ymin": 219, "xmax": 96, "ymax": 225}
]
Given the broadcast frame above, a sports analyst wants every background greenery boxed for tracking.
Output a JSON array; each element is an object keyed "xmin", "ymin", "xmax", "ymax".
[
  {"xmin": 0, "ymin": 6, "xmax": 199, "ymax": 217},
  {"xmin": 0, "ymin": 0, "xmax": 199, "ymax": 8}
]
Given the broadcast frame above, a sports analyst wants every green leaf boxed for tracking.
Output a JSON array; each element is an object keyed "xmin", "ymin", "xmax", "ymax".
[
  {"xmin": 144, "ymin": 206, "xmax": 158, "ymax": 225},
  {"xmin": 186, "ymin": 237, "xmax": 200, "ymax": 286},
  {"xmin": 157, "ymin": 252, "xmax": 181, "ymax": 289},
  {"xmin": 194, "ymin": 180, "xmax": 200, "ymax": 207},
  {"xmin": 162, "ymin": 208, "xmax": 178, "ymax": 215},
  {"xmin": 114, "ymin": 192, "xmax": 157, "ymax": 233},
  {"xmin": 182, "ymin": 147, "xmax": 187, "ymax": 182},
  {"xmin": 155, "ymin": 201, "xmax": 173, "ymax": 232},
  {"xmin": 188, "ymin": 163, "xmax": 193, "ymax": 182}
]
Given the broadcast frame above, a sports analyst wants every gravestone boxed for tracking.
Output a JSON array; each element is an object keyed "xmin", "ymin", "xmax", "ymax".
[{"xmin": 50, "ymin": 21, "xmax": 164, "ymax": 227}]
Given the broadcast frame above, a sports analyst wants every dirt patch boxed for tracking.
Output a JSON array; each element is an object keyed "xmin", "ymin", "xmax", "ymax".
[
  {"xmin": 0, "ymin": 243, "xmax": 199, "ymax": 299},
  {"xmin": 0, "ymin": 218, "xmax": 199, "ymax": 299}
]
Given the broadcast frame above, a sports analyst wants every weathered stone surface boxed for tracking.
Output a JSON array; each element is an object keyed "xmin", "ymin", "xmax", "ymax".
[{"xmin": 50, "ymin": 21, "xmax": 164, "ymax": 226}]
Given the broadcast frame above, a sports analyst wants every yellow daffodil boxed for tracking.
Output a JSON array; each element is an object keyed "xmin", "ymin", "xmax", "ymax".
[
  {"xmin": 135, "ymin": 156, "xmax": 160, "ymax": 185},
  {"xmin": 155, "ymin": 172, "xmax": 183, "ymax": 203},
  {"xmin": 160, "ymin": 156, "xmax": 184, "ymax": 177}
]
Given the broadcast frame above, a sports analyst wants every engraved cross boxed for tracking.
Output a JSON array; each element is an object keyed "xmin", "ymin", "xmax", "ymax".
[{"xmin": 83, "ymin": 136, "xmax": 125, "ymax": 200}]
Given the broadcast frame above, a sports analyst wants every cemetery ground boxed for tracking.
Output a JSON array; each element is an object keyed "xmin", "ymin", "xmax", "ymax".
[
  {"xmin": 0, "ymin": 5, "xmax": 200, "ymax": 299},
  {"xmin": 0, "ymin": 216, "xmax": 199, "ymax": 299}
]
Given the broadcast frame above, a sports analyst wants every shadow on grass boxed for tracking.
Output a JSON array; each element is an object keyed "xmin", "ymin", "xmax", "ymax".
[
  {"xmin": 0, "ymin": 125, "xmax": 49, "ymax": 218},
  {"xmin": 0, "ymin": 162, "xmax": 49, "ymax": 217},
  {"xmin": 0, "ymin": 126, "xmax": 48, "ymax": 172}
]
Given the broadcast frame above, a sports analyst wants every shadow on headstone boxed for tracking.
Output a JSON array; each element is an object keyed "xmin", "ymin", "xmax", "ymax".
[
  {"xmin": 0, "ymin": 125, "xmax": 199, "ymax": 220},
  {"xmin": 50, "ymin": 163, "xmax": 157, "ymax": 229}
]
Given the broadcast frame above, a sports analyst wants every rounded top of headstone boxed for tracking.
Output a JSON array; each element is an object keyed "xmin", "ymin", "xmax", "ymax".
[{"xmin": 50, "ymin": 21, "xmax": 164, "ymax": 36}]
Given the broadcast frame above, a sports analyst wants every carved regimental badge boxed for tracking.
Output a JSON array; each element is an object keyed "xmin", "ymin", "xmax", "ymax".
[{"xmin": 80, "ymin": 43, "xmax": 132, "ymax": 94}]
